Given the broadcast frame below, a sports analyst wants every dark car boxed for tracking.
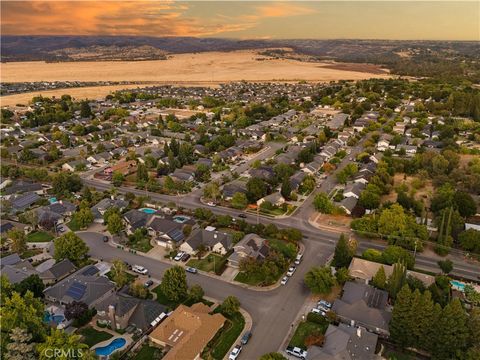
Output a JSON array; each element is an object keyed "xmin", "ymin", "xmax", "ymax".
[
  {"xmin": 240, "ymin": 331, "xmax": 252, "ymax": 345},
  {"xmin": 238, "ymin": 213, "xmax": 247, "ymax": 218},
  {"xmin": 181, "ymin": 253, "xmax": 191, "ymax": 262},
  {"xmin": 103, "ymin": 236, "xmax": 109, "ymax": 242},
  {"xmin": 144, "ymin": 279, "xmax": 154, "ymax": 288}
]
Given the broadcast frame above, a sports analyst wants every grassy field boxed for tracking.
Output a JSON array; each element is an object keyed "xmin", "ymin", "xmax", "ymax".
[
  {"xmin": 78, "ymin": 326, "xmax": 113, "ymax": 347},
  {"xmin": 133, "ymin": 343, "xmax": 162, "ymax": 360},
  {"xmin": 289, "ymin": 319, "xmax": 328, "ymax": 350},
  {"xmin": 66, "ymin": 218, "xmax": 81, "ymax": 231},
  {"xmin": 234, "ymin": 271, "xmax": 266, "ymax": 286},
  {"xmin": 128, "ymin": 237, "xmax": 153, "ymax": 253},
  {"xmin": 26, "ymin": 231, "xmax": 54, "ymax": 242},
  {"xmin": 186, "ymin": 253, "xmax": 223, "ymax": 273}
]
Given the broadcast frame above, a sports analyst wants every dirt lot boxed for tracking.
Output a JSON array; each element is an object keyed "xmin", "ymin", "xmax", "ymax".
[
  {"xmin": 382, "ymin": 173, "xmax": 434, "ymax": 209},
  {"xmin": 1, "ymin": 50, "xmax": 390, "ymax": 84}
]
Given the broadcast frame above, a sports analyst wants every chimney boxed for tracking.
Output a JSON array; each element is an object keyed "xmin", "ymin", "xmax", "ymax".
[
  {"xmin": 357, "ymin": 328, "xmax": 362, "ymax": 338},
  {"xmin": 108, "ymin": 305, "xmax": 117, "ymax": 330}
]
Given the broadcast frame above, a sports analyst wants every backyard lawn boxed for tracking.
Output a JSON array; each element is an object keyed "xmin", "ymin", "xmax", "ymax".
[
  {"xmin": 133, "ymin": 343, "xmax": 162, "ymax": 360},
  {"xmin": 26, "ymin": 231, "xmax": 54, "ymax": 243},
  {"xmin": 186, "ymin": 254, "xmax": 223, "ymax": 273},
  {"xmin": 289, "ymin": 318, "xmax": 329, "ymax": 350},
  {"xmin": 202, "ymin": 310, "xmax": 245, "ymax": 360},
  {"xmin": 78, "ymin": 326, "xmax": 113, "ymax": 347}
]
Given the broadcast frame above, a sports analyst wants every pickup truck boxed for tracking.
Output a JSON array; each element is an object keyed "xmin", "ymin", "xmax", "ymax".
[{"xmin": 286, "ymin": 346, "xmax": 307, "ymax": 359}]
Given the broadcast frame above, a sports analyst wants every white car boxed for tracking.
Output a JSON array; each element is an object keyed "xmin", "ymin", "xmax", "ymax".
[
  {"xmin": 281, "ymin": 276, "xmax": 289, "ymax": 285},
  {"xmin": 294, "ymin": 254, "xmax": 303, "ymax": 265},
  {"xmin": 286, "ymin": 346, "xmax": 307, "ymax": 360},
  {"xmin": 132, "ymin": 265, "xmax": 148, "ymax": 275},
  {"xmin": 207, "ymin": 202, "xmax": 217, "ymax": 207},
  {"xmin": 311, "ymin": 308, "xmax": 327, "ymax": 317},
  {"xmin": 229, "ymin": 345, "xmax": 242, "ymax": 360},
  {"xmin": 174, "ymin": 252, "xmax": 185, "ymax": 261},
  {"xmin": 318, "ymin": 300, "xmax": 332, "ymax": 309},
  {"xmin": 286, "ymin": 266, "xmax": 296, "ymax": 277}
]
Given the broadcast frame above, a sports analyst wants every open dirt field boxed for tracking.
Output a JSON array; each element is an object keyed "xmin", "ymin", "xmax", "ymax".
[{"xmin": 1, "ymin": 50, "xmax": 390, "ymax": 84}]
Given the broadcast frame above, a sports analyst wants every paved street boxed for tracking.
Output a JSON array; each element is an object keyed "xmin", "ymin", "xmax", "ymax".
[{"xmin": 79, "ymin": 231, "xmax": 334, "ymax": 358}]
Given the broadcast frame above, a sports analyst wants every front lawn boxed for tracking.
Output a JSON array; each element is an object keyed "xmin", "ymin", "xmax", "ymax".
[
  {"xmin": 153, "ymin": 285, "xmax": 213, "ymax": 310},
  {"xmin": 202, "ymin": 310, "xmax": 245, "ymax": 360},
  {"xmin": 234, "ymin": 271, "xmax": 265, "ymax": 286},
  {"xmin": 78, "ymin": 326, "xmax": 113, "ymax": 347},
  {"xmin": 66, "ymin": 218, "xmax": 81, "ymax": 231},
  {"xmin": 289, "ymin": 319, "xmax": 328, "ymax": 350},
  {"xmin": 104, "ymin": 270, "xmax": 137, "ymax": 285},
  {"xmin": 26, "ymin": 231, "xmax": 54, "ymax": 243},
  {"xmin": 186, "ymin": 254, "xmax": 223, "ymax": 273}
]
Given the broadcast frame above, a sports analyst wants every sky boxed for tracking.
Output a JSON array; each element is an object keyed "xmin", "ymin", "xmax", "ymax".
[{"xmin": 1, "ymin": 1, "xmax": 479, "ymax": 41}]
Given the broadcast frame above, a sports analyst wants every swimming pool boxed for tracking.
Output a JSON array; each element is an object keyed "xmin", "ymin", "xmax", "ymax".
[
  {"xmin": 173, "ymin": 215, "xmax": 190, "ymax": 223},
  {"xmin": 139, "ymin": 208, "xmax": 157, "ymax": 214},
  {"xmin": 450, "ymin": 280, "xmax": 466, "ymax": 292},
  {"xmin": 95, "ymin": 338, "xmax": 127, "ymax": 356},
  {"xmin": 43, "ymin": 312, "xmax": 65, "ymax": 325}
]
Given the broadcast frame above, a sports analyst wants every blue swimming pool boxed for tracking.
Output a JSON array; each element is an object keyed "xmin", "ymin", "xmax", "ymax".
[
  {"xmin": 95, "ymin": 338, "xmax": 127, "ymax": 356},
  {"xmin": 451, "ymin": 280, "xmax": 466, "ymax": 292},
  {"xmin": 43, "ymin": 312, "xmax": 65, "ymax": 325},
  {"xmin": 139, "ymin": 208, "xmax": 156, "ymax": 214},
  {"xmin": 173, "ymin": 215, "xmax": 190, "ymax": 223}
]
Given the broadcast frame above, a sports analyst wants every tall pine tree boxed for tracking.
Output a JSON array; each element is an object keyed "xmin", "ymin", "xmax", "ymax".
[
  {"xmin": 371, "ymin": 266, "xmax": 387, "ymax": 289},
  {"xmin": 390, "ymin": 285, "xmax": 414, "ymax": 348},
  {"xmin": 332, "ymin": 233, "xmax": 353, "ymax": 268},
  {"xmin": 388, "ymin": 262, "xmax": 407, "ymax": 300}
]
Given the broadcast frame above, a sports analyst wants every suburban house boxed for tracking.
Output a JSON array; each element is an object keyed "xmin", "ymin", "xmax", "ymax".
[
  {"xmin": 10, "ymin": 192, "xmax": 40, "ymax": 213},
  {"xmin": 339, "ymin": 197, "xmax": 358, "ymax": 215},
  {"xmin": 1, "ymin": 253, "xmax": 38, "ymax": 284},
  {"xmin": 123, "ymin": 209, "xmax": 153, "ymax": 234},
  {"xmin": 104, "ymin": 160, "xmax": 136, "ymax": 176},
  {"xmin": 96, "ymin": 292, "xmax": 168, "ymax": 332},
  {"xmin": 248, "ymin": 166, "xmax": 275, "ymax": 182},
  {"xmin": 3, "ymin": 180, "xmax": 45, "ymax": 196},
  {"xmin": 222, "ymin": 181, "xmax": 247, "ymax": 201},
  {"xmin": 307, "ymin": 324, "xmax": 380, "ymax": 360},
  {"xmin": 228, "ymin": 233, "xmax": 270, "ymax": 268},
  {"xmin": 91, "ymin": 198, "xmax": 129, "ymax": 223},
  {"xmin": 348, "ymin": 258, "xmax": 435, "ymax": 287},
  {"xmin": 289, "ymin": 171, "xmax": 306, "ymax": 192},
  {"xmin": 149, "ymin": 303, "xmax": 226, "ymax": 360},
  {"xmin": 343, "ymin": 182, "xmax": 366, "ymax": 199},
  {"xmin": 332, "ymin": 282, "xmax": 391, "ymax": 336},
  {"xmin": 179, "ymin": 228, "xmax": 232, "ymax": 255},
  {"xmin": 44, "ymin": 265, "xmax": 116, "ymax": 308},
  {"xmin": 39, "ymin": 259, "xmax": 77, "ymax": 285},
  {"xmin": 62, "ymin": 159, "xmax": 88, "ymax": 172},
  {"xmin": 257, "ymin": 192, "xmax": 285, "ymax": 207},
  {"xmin": 147, "ymin": 218, "xmax": 185, "ymax": 248}
]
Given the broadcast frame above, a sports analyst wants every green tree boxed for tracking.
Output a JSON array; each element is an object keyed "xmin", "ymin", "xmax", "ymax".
[
  {"xmin": 75, "ymin": 208, "xmax": 94, "ymax": 229},
  {"xmin": 335, "ymin": 267, "xmax": 350, "ymax": 285},
  {"xmin": 313, "ymin": 192, "xmax": 334, "ymax": 214},
  {"xmin": 388, "ymin": 262, "xmax": 407, "ymax": 300},
  {"xmin": 160, "ymin": 266, "xmax": 188, "ymax": 303},
  {"xmin": 53, "ymin": 232, "xmax": 89, "ymax": 265},
  {"xmin": 390, "ymin": 285, "xmax": 414, "ymax": 348},
  {"xmin": 280, "ymin": 178, "xmax": 292, "ymax": 200},
  {"xmin": 359, "ymin": 189, "xmax": 381, "ymax": 210},
  {"xmin": 221, "ymin": 295, "xmax": 240, "ymax": 316},
  {"xmin": 332, "ymin": 233, "xmax": 354, "ymax": 268},
  {"xmin": 468, "ymin": 307, "xmax": 480, "ymax": 350},
  {"xmin": 112, "ymin": 171, "xmax": 125, "ymax": 186},
  {"xmin": 304, "ymin": 266, "xmax": 335, "ymax": 294},
  {"xmin": 437, "ymin": 259, "xmax": 453, "ymax": 274},
  {"xmin": 136, "ymin": 163, "xmax": 149, "ymax": 183},
  {"xmin": 80, "ymin": 100, "xmax": 92, "ymax": 118},
  {"xmin": 1, "ymin": 275, "xmax": 13, "ymax": 305},
  {"xmin": 431, "ymin": 299, "xmax": 469, "ymax": 360},
  {"xmin": 371, "ymin": 266, "xmax": 387, "ymax": 289},
  {"xmin": 382, "ymin": 245, "xmax": 415, "ymax": 269},
  {"xmin": 459, "ymin": 229, "xmax": 480, "ymax": 254},
  {"xmin": 203, "ymin": 182, "xmax": 221, "ymax": 202},
  {"xmin": 14, "ymin": 274, "xmax": 44, "ymax": 298},
  {"xmin": 38, "ymin": 329, "xmax": 90, "ymax": 360},
  {"xmin": 195, "ymin": 164, "xmax": 211, "ymax": 182},
  {"xmin": 129, "ymin": 282, "xmax": 148, "ymax": 299},
  {"xmin": 246, "ymin": 178, "xmax": 268, "ymax": 202},
  {"xmin": 5, "ymin": 327, "xmax": 36, "ymax": 360},
  {"xmin": 231, "ymin": 192, "xmax": 248, "ymax": 209},
  {"xmin": 188, "ymin": 284, "xmax": 204, "ymax": 303},
  {"xmin": 412, "ymin": 290, "xmax": 435, "ymax": 351},
  {"xmin": 7, "ymin": 228, "xmax": 26, "ymax": 254},
  {"xmin": 106, "ymin": 213, "xmax": 124, "ymax": 235},
  {"xmin": 111, "ymin": 259, "xmax": 128, "ymax": 288},
  {"xmin": 453, "ymin": 191, "xmax": 477, "ymax": 218}
]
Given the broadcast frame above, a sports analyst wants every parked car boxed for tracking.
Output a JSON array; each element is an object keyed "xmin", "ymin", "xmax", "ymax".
[
  {"xmin": 174, "ymin": 252, "xmax": 185, "ymax": 261},
  {"xmin": 286, "ymin": 266, "xmax": 296, "ymax": 277},
  {"xmin": 238, "ymin": 213, "xmax": 247, "ymax": 218},
  {"xmin": 181, "ymin": 253, "xmax": 191, "ymax": 262},
  {"xmin": 229, "ymin": 345, "xmax": 242, "ymax": 360},
  {"xmin": 311, "ymin": 308, "xmax": 327, "ymax": 316},
  {"xmin": 294, "ymin": 254, "xmax": 303, "ymax": 265},
  {"xmin": 186, "ymin": 267, "xmax": 198, "ymax": 274},
  {"xmin": 207, "ymin": 202, "xmax": 216, "ymax": 207},
  {"xmin": 132, "ymin": 265, "xmax": 148, "ymax": 275},
  {"xmin": 240, "ymin": 331, "xmax": 252, "ymax": 345},
  {"xmin": 103, "ymin": 236, "xmax": 109, "ymax": 242},
  {"xmin": 286, "ymin": 346, "xmax": 307, "ymax": 359},
  {"xmin": 144, "ymin": 279, "xmax": 154, "ymax": 288},
  {"xmin": 318, "ymin": 300, "xmax": 332, "ymax": 309},
  {"xmin": 281, "ymin": 276, "xmax": 289, "ymax": 285}
]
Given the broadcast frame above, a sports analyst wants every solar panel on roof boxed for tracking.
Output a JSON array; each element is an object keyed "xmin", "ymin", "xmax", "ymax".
[
  {"xmin": 169, "ymin": 229, "xmax": 184, "ymax": 242},
  {"xmin": 66, "ymin": 281, "xmax": 86, "ymax": 301},
  {"xmin": 82, "ymin": 266, "xmax": 99, "ymax": 276}
]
